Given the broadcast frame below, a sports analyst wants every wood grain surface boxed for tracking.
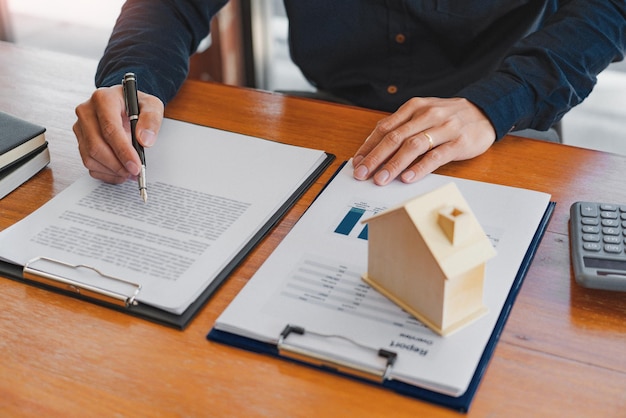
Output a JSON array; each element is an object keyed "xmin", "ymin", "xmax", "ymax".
[{"xmin": 1, "ymin": 42, "xmax": 625, "ymax": 417}]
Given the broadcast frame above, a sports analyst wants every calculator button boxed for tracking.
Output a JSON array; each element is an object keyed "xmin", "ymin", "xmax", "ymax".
[
  {"xmin": 582, "ymin": 225, "xmax": 600, "ymax": 233},
  {"xmin": 582, "ymin": 234, "xmax": 600, "ymax": 242},
  {"xmin": 604, "ymin": 236, "xmax": 621, "ymax": 244},
  {"xmin": 604, "ymin": 244, "xmax": 622, "ymax": 253},
  {"xmin": 602, "ymin": 219, "xmax": 620, "ymax": 227},
  {"xmin": 603, "ymin": 227, "xmax": 620, "ymax": 235},
  {"xmin": 601, "ymin": 211, "xmax": 618, "ymax": 219},
  {"xmin": 580, "ymin": 203, "xmax": 598, "ymax": 217},
  {"xmin": 583, "ymin": 242, "xmax": 602, "ymax": 251},
  {"xmin": 600, "ymin": 204, "xmax": 618, "ymax": 211},
  {"xmin": 582, "ymin": 218, "xmax": 599, "ymax": 225}
]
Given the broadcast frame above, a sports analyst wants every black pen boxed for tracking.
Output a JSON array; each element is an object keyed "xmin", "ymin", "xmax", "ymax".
[{"xmin": 122, "ymin": 72, "xmax": 148, "ymax": 202}]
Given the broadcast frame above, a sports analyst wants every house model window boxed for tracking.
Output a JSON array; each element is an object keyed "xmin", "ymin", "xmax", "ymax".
[{"xmin": 362, "ymin": 183, "xmax": 496, "ymax": 336}]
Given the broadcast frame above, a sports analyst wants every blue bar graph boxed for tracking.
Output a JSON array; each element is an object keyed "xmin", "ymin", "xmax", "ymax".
[
  {"xmin": 357, "ymin": 224, "xmax": 368, "ymax": 240},
  {"xmin": 335, "ymin": 207, "xmax": 366, "ymax": 236}
]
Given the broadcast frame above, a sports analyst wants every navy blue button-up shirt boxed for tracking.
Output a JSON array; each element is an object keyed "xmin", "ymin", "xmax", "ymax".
[{"xmin": 97, "ymin": 0, "xmax": 625, "ymax": 139}]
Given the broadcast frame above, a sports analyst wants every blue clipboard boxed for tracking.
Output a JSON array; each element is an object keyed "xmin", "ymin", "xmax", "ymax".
[{"xmin": 208, "ymin": 201, "xmax": 555, "ymax": 412}]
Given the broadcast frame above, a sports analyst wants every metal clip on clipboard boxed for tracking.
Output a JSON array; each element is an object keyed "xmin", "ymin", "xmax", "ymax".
[
  {"xmin": 23, "ymin": 256, "xmax": 141, "ymax": 308},
  {"xmin": 277, "ymin": 324, "xmax": 397, "ymax": 383}
]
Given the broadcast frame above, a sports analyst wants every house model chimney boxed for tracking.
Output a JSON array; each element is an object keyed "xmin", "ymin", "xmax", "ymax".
[{"xmin": 437, "ymin": 205, "xmax": 471, "ymax": 246}]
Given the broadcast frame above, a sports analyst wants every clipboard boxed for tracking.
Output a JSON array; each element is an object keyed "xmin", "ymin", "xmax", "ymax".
[
  {"xmin": 0, "ymin": 152, "xmax": 335, "ymax": 329},
  {"xmin": 208, "ymin": 201, "xmax": 555, "ymax": 412}
]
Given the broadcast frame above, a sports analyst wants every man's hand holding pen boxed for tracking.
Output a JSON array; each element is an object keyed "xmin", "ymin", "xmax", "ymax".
[{"xmin": 73, "ymin": 77, "xmax": 164, "ymax": 192}]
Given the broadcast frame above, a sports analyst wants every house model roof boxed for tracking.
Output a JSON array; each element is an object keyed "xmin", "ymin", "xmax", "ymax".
[{"xmin": 364, "ymin": 182, "xmax": 496, "ymax": 280}]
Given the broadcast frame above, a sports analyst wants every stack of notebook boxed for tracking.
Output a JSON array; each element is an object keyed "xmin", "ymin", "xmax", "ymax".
[{"xmin": 0, "ymin": 111, "xmax": 50, "ymax": 199}]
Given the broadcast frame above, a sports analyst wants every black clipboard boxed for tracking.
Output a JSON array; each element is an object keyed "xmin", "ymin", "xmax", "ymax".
[
  {"xmin": 207, "ymin": 201, "xmax": 555, "ymax": 412},
  {"xmin": 0, "ymin": 152, "xmax": 335, "ymax": 329}
]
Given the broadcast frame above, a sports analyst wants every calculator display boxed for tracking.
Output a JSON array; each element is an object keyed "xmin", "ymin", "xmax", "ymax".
[{"xmin": 583, "ymin": 257, "xmax": 626, "ymax": 272}]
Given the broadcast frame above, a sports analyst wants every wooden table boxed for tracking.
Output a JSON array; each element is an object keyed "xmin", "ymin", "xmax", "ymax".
[{"xmin": 1, "ymin": 42, "xmax": 625, "ymax": 417}]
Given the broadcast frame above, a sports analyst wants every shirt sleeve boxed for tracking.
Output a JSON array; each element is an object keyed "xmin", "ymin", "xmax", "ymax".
[
  {"xmin": 95, "ymin": 0, "xmax": 227, "ymax": 104},
  {"xmin": 457, "ymin": 0, "xmax": 626, "ymax": 139}
]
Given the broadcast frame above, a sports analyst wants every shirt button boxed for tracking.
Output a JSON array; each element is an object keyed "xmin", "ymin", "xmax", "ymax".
[
  {"xmin": 387, "ymin": 85, "xmax": 398, "ymax": 94},
  {"xmin": 395, "ymin": 33, "xmax": 406, "ymax": 44}
]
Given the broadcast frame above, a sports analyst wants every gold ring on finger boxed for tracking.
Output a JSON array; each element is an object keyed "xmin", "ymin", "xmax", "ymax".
[{"xmin": 424, "ymin": 131, "xmax": 434, "ymax": 151}]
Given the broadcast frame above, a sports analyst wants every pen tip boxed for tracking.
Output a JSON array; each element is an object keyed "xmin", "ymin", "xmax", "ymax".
[{"xmin": 141, "ymin": 189, "xmax": 148, "ymax": 203}]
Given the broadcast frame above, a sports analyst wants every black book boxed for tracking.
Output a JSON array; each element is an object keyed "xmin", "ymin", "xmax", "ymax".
[
  {"xmin": 0, "ymin": 112, "xmax": 49, "ymax": 198},
  {"xmin": 1, "ymin": 111, "xmax": 47, "ymax": 170}
]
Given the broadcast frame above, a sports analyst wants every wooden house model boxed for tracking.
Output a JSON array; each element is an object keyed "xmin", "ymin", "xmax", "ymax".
[{"xmin": 362, "ymin": 182, "xmax": 496, "ymax": 336}]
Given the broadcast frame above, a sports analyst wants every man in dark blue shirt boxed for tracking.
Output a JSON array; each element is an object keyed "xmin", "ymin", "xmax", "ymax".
[{"xmin": 74, "ymin": 0, "xmax": 625, "ymax": 186}]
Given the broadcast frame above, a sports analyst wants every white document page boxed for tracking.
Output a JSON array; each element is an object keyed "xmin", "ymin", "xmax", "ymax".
[
  {"xmin": 0, "ymin": 118, "xmax": 327, "ymax": 314},
  {"xmin": 214, "ymin": 162, "xmax": 551, "ymax": 397}
]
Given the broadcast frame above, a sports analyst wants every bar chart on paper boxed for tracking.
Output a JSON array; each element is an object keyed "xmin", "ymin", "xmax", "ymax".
[{"xmin": 333, "ymin": 199, "xmax": 387, "ymax": 240}]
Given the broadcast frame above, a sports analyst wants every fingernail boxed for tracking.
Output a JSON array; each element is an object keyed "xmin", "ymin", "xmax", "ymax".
[
  {"xmin": 140, "ymin": 129, "xmax": 156, "ymax": 147},
  {"xmin": 401, "ymin": 170, "xmax": 415, "ymax": 182},
  {"xmin": 352, "ymin": 155, "xmax": 363, "ymax": 167},
  {"xmin": 126, "ymin": 161, "xmax": 139, "ymax": 175},
  {"xmin": 375, "ymin": 169, "xmax": 390, "ymax": 184},
  {"xmin": 354, "ymin": 164, "xmax": 369, "ymax": 180}
]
